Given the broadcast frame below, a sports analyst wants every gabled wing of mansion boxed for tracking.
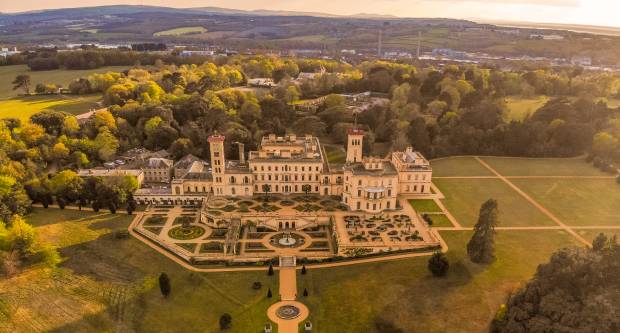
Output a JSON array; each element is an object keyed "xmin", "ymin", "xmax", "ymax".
[{"xmin": 135, "ymin": 129, "xmax": 432, "ymax": 213}]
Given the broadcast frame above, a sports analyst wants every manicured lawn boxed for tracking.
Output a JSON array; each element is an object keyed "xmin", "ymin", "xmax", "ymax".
[
  {"xmin": 511, "ymin": 179, "xmax": 620, "ymax": 226},
  {"xmin": 430, "ymin": 156, "xmax": 495, "ymax": 177},
  {"xmin": 409, "ymin": 199, "xmax": 442, "ymax": 213},
  {"xmin": 300, "ymin": 229, "xmax": 580, "ymax": 333},
  {"xmin": 0, "ymin": 208, "xmax": 277, "ymax": 333},
  {"xmin": 0, "ymin": 65, "xmax": 128, "ymax": 99},
  {"xmin": 0, "ymin": 95, "xmax": 102, "ymax": 121},
  {"xmin": 480, "ymin": 157, "xmax": 606, "ymax": 176},
  {"xmin": 324, "ymin": 144, "xmax": 346, "ymax": 164},
  {"xmin": 426, "ymin": 214, "xmax": 454, "ymax": 228},
  {"xmin": 154, "ymin": 26, "xmax": 207, "ymax": 36},
  {"xmin": 434, "ymin": 178, "xmax": 555, "ymax": 227},
  {"xmin": 503, "ymin": 95, "xmax": 549, "ymax": 122}
]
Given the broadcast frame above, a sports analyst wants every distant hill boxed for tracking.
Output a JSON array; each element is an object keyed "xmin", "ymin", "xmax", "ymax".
[
  {"xmin": 0, "ymin": 5, "xmax": 430, "ymax": 24},
  {"xmin": 1, "ymin": 5, "xmax": 619, "ymax": 65},
  {"xmin": 480, "ymin": 19, "xmax": 620, "ymax": 37}
]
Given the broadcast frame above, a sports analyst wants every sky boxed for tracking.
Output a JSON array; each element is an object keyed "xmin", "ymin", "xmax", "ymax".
[{"xmin": 0, "ymin": 0, "xmax": 617, "ymax": 28}]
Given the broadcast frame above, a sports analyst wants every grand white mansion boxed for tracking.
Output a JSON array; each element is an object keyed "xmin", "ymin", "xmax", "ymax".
[{"xmin": 133, "ymin": 129, "xmax": 432, "ymax": 213}]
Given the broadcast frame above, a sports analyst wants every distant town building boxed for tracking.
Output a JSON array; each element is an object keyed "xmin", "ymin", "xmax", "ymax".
[
  {"xmin": 248, "ymin": 78, "xmax": 277, "ymax": 88},
  {"xmin": 571, "ymin": 55, "xmax": 592, "ymax": 66},
  {"xmin": 432, "ymin": 48, "xmax": 468, "ymax": 60},
  {"xmin": 0, "ymin": 47, "xmax": 19, "ymax": 58},
  {"xmin": 179, "ymin": 50, "xmax": 215, "ymax": 57},
  {"xmin": 529, "ymin": 34, "xmax": 565, "ymax": 40}
]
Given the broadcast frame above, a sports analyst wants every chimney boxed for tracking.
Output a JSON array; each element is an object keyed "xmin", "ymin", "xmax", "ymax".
[{"xmin": 238, "ymin": 143, "xmax": 245, "ymax": 164}]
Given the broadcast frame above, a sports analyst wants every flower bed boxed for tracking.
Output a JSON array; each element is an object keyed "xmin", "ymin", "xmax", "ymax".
[
  {"xmin": 173, "ymin": 215, "xmax": 195, "ymax": 225},
  {"xmin": 144, "ymin": 226, "xmax": 163, "ymax": 235},
  {"xmin": 144, "ymin": 215, "xmax": 167, "ymax": 226},
  {"xmin": 176, "ymin": 243, "xmax": 198, "ymax": 252},
  {"xmin": 294, "ymin": 203, "xmax": 321, "ymax": 212},
  {"xmin": 168, "ymin": 226, "xmax": 206, "ymax": 240},
  {"xmin": 200, "ymin": 242, "xmax": 224, "ymax": 253},
  {"xmin": 208, "ymin": 228, "xmax": 228, "ymax": 239},
  {"xmin": 252, "ymin": 204, "xmax": 280, "ymax": 212}
]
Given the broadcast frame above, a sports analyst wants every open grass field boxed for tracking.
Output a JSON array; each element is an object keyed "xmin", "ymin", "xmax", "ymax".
[
  {"xmin": 480, "ymin": 156, "xmax": 605, "ymax": 176},
  {"xmin": 0, "ymin": 209, "xmax": 277, "ymax": 333},
  {"xmin": 431, "ymin": 156, "xmax": 495, "ymax": 177},
  {"xmin": 503, "ymin": 95, "xmax": 549, "ymax": 122},
  {"xmin": 0, "ymin": 65, "xmax": 129, "ymax": 99},
  {"xmin": 0, "ymin": 95, "xmax": 102, "ymax": 121},
  {"xmin": 154, "ymin": 26, "xmax": 207, "ymax": 36},
  {"xmin": 511, "ymin": 178, "xmax": 620, "ymax": 226},
  {"xmin": 434, "ymin": 178, "xmax": 555, "ymax": 227},
  {"xmin": 300, "ymin": 229, "xmax": 580, "ymax": 333}
]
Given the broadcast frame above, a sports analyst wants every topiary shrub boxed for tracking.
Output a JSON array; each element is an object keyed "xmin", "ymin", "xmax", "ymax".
[{"xmin": 219, "ymin": 313, "xmax": 232, "ymax": 330}]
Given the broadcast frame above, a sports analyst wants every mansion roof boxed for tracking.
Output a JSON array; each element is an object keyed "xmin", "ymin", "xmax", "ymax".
[{"xmin": 345, "ymin": 161, "xmax": 398, "ymax": 176}]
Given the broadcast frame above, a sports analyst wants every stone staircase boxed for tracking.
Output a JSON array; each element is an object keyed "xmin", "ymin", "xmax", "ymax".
[{"xmin": 279, "ymin": 256, "xmax": 297, "ymax": 268}]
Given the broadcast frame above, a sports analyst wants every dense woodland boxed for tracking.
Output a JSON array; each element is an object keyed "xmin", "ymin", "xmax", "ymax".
[
  {"xmin": 491, "ymin": 234, "xmax": 619, "ymax": 333},
  {"xmin": 3, "ymin": 55, "xmax": 620, "ymax": 219}
]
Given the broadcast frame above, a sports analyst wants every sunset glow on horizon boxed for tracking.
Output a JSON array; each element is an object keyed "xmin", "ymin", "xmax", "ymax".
[{"xmin": 1, "ymin": 0, "xmax": 618, "ymax": 29}]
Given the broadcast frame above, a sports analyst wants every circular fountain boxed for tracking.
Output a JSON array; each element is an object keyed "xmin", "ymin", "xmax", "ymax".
[
  {"xmin": 276, "ymin": 305, "xmax": 301, "ymax": 319},
  {"xmin": 270, "ymin": 232, "xmax": 304, "ymax": 248},
  {"xmin": 278, "ymin": 232, "xmax": 297, "ymax": 246}
]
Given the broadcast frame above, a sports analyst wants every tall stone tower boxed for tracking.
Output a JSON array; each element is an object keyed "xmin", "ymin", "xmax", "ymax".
[
  {"xmin": 208, "ymin": 134, "xmax": 226, "ymax": 195},
  {"xmin": 346, "ymin": 128, "xmax": 364, "ymax": 163}
]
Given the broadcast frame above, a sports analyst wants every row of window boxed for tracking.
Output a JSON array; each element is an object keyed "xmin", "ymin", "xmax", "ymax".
[
  {"xmin": 253, "ymin": 174, "xmax": 320, "ymax": 182},
  {"xmin": 405, "ymin": 185, "xmax": 426, "ymax": 192},
  {"xmin": 252, "ymin": 164, "xmax": 321, "ymax": 172},
  {"xmin": 405, "ymin": 173, "xmax": 428, "ymax": 181},
  {"xmin": 343, "ymin": 196, "xmax": 393, "ymax": 211},
  {"xmin": 254, "ymin": 184, "xmax": 319, "ymax": 193}
]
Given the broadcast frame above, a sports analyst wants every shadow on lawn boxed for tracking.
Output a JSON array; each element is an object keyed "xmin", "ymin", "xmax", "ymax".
[{"xmin": 58, "ymin": 232, "xmax": 147, "ymax": 283}]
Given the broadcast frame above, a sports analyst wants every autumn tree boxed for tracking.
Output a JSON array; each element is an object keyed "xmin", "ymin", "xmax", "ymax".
[{"xmin": 12, "ymin": 75, "xmax": 31, "ymax": 95}]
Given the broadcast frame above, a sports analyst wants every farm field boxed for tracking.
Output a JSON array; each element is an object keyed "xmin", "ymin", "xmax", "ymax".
[
  {"xmin": 0, "ymin": 209, "xmax": 277, "ymax": 333},
  {"xmin": 503, "ymin": 95, "xmax": 549, "ymax": 122},
  {"xmin": 431, "ymin": 156, "xmax": 495, "ymax": 177},
  {"xmin": 154, "ymin": 26, "xmax": 207, "ymax": 36},
  {"xmin": 479, "ymin": 156, "xmax": 607, "ymax": 176},
  {"xmin": 511, "ymin": 178, "xmax": 620, "ymax": 226},
  {"xmin": 0, "ymin": 65, "xmax": 129, "ymax": 99},
  {"xmin": 0, "ymin": 95, "xmax": 102, "ymax": 121},
  {"xmin": 300, "ymin": 230, "xmax": 581, "ymax": 333},
  {"xmin": 434, "ymin": 178, "xmax": 555, "ymax": 227}
]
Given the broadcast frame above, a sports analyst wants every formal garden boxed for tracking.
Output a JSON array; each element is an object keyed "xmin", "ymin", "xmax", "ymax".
[
  {"xmin": 203, "ymin": 194, "xmax": 348, "ymax": 217},
  {"xmin": 345, "ymin": 214, "xmax": 422, "ymax": 243}
]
